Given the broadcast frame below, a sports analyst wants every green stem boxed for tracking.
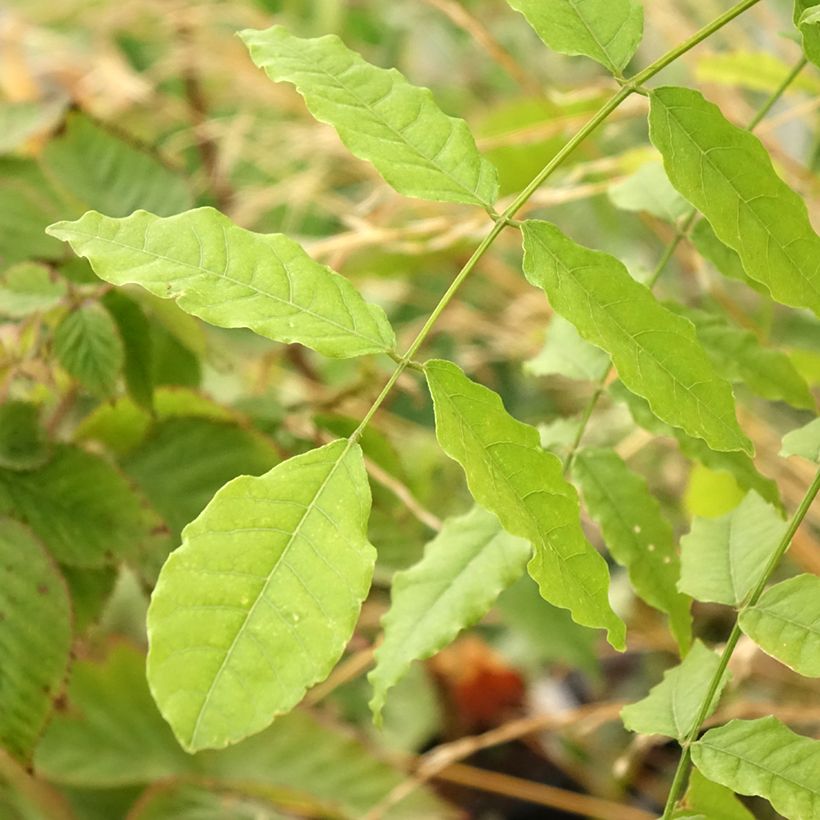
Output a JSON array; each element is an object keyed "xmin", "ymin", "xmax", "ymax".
[
  {"xmin": 349, "ymin": 0, "xmax": 763, "ymax": 444},
  {"xmin": 661, "ymin": 468, "xmax": 820, "ymax": 818}
]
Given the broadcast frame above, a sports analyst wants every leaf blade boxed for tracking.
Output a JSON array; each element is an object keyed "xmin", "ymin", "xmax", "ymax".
[
  {"xmin": 425, "ymin": 359, "xmax": 625, "ymax": 649},
  {"xmin": 146, "ymin": 439, "xmax": 377, "ymax": 751},
  {"xmin": 780, "ymin": 418, "xmax": 820, "ymax": 463},
  {"xmin": 47, "ymin": 208, "xmax": 395, "ymax": 359},
  {"xmin": 240, "ymin": 26, "xmax": 498, "ymax": 207},
  {"xmin": 522, "ymin": 220, "xmax": 752, "ymax": 456}
]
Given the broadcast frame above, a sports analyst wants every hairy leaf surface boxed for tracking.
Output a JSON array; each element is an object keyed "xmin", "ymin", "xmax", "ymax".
[
  {"xmin": 781, "ymin": 418, "xmax": 820, "ymax": 463},
  {"xmin": 650, "ymin": 87, "xmax": 820, "ymax": 316},
  {"xmin": 739, "ymin": 574, "xmax": 820, "ymax": 677},
  {"xmin": 147, "ymin": 440, "xmax": 377, "ymax": 751},
  {"xmin": 369, "ymin": 506, "xmax": 531, "ymax": 720},
  {"xmin": 240, "ymin": 26, "xmax": 497, "ymax": 207},
  {"xmin": 425, "ymin": 359, "xmax": 625, "ymax": 649},
  {"xmin": 506, "ymin": 0, "xmax": 643, "ymax": 74},
  {"xmin": 678, "ymin": 492, "xmax": 787, "ymax": 606},
  {"xmin": 47, "ymin": 208, "xmax": 396, "ymax": 359},
  {"xmin": 621, "ymin": 641, "xmax": 729, "ymax": 740},
  {"xmin": 692, "ymin": 717, "xmax": 820, "ymax": 820},
  {"xmin": 574, "ymin": 449, "xmax": 691, "ymax": 652},
  {"xmin": 522, "ymin": 220, "xmax": 752, "ymax": 455},
  {"xmin": 0, "ymin": 520, "xmax": 72, "ymax": 761}
]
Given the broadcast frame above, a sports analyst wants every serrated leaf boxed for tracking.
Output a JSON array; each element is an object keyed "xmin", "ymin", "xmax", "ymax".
[
  {"xmin": 425, "ymin": 359, "xmax": 625, "ymax": 649},
  {"xmin": 0, "ymin": 520, "xmax": 72, "ymax": 761},
  {"xmin": 0, "ymin": 263, "xmax": 66, "ymax": 318},
  {"xmin": 505, "ymin": 0, "xmax": 643, "ymax": 75},
  {"xmin": 574, "ymin": 449, "xmax": 691, "ymax": 653},
  {"xmin": 650, "ymin": 87, "xmax": 820, "ymax": 316},
  {"xmin": 673, "ymin": 305, "xmax": 814, "ymax": 410},
  {"xmin": 608, "ymin": 162, "xmax": 690, "ymax": 223},
  {"xmin": 522, "ymin": 220, "xmax": 752, "ymax": 456},
  {"xmin": 47, "ymin": 208, "xmax": 396, "ymax": 359},
  {"xmin": 525, "ymin": 314, "xmax": 609, "ymax": 381},
  {"xmin": 739, "ymin": 574, "xmax": 820, "ymax": 677},
  {"xmin": 683, "ymin": 768, "xmax": 755, "ymax": 820},
  {"xmin": 53, "ymin": 303, "xmax": 124, "ymax": 398},
  {"xmin": 781, "ymin": 418, "xmax": 820, "ymax": 463},
  {"xmin": 621, "ymin": 640, "xmax": 729, "ymax": 739},
  {"xmin": 610, "ymin": 382, "xmax": 780, "ymax": 509},
  {"xmin": 146, "ymin": 439, "xmax": 376, "ymax": 751},
  {"xmin": 679, "ymin": 492, "xmax": 787, "ymax": 607},
  {"xmin": 796, "ymin": 2, "xmax": 820, "ymax": 67},
  {"xmin": 369, "ymin": 506, "xmax": 530, "ymax": 721},
  {"xmin": 0, "ymin": 445, "xmax": 148, "ymax": 567},
  {"xmin": 240, "ymin": 26, "xmax": 497, "ymax": 208},
  {"xmin": 0, "ymin": 402, "xmax": 48, "ymax": 470},
  {"xmin": 691, "ymin": 717, "xmax": 820, "ymax": 820}
]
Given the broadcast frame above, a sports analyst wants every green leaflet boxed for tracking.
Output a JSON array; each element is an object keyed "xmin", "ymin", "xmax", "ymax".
[
  {"xmin": 369, "ymin": 506, "xmax": 531, "ymax": 721},
  {"xmin": 0, "ymin": 519, "xmax": 72, "ymax": 762},
  {"xmin": 691, "ymin": 717, "xmax": 820, "ymax": 820},
  {"xmin": 796, "ymin": 2, "xmax": 820, "ymax": 67},
  {"xmin": 0, "ymin": 402, "xmax": 48, "ymax": 471},
  {"xmin": 608, "ymin": 161, "xmax": 689, "ymax": 224},
  {"xmin": 46, "ymin": 208, "xmax": 396, "ymax": 359},
  {"xmin": 53, "ymin": 303, "xmax": 124, "ymax": 398},
  {"xmin": 128, "ymin": 784, "xmax": 289, "ymax": 819},
  {"xmin": 425, "ymin": 359, "xmax": 625, "ymax": 649},
  {"xmin": 0, "ymin": 263, "xmax": 66, "ymax": 318},
  {"xmin": 610, "ymin": 382, "xmax": 780, "ymax": 509},
  {"xmin": 739, "ymin": 574, "xmax": 820, "ymax": 677},
  {"xmin": 650, "ymin": 87, "xmax": 820, "ymax": 316},
  {"xmin": 781, "ymin": 418, "xmax": 820, "ymax": 463},
  {"xmin": 678, "ymin": 492, "xmax": 787, "ymax": 607},
  {"xmin": 240, "ymin": 26, "xmax": 497, "ymax": 208},
  {"xmin": 574, "ymin": 449, "xmax": 691, "ymax": 653},
  {"xmin": 102, "ymin": 292, "xmax": 154, "ymax": 411},
  {"xmin": 682, "ymin": 768, "xmax": 755, "ymax": 820},
  {"xmin": 690, "ymin": 220, "xmax": 766, "ymax": 294},
  {"xmin": 522, "ymin": 220, "xmax": 752, "ymax": 456},
  {"xmin": 505, "ymin": 0, "xmax": 643, "ymax": 75},
  {"xmin": 0, "ymin": 445, "xmax": 149, "ymax": 567},
  {"xmin": 671, "ymin": 305, "xmax": 814, "ymax": 410},
  {"xmin": 524, "ymin": 314, "xmax": 609, "ymax": 381},
  {"xmin": 146, "ymin": 439, "xmax": 377, "ymax": 751},
  {"xmin": 621, "ymin": 641, "xmax": 729, "ymax": 740}
]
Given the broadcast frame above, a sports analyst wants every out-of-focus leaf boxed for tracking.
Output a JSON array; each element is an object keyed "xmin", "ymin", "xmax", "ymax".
[
  {"xmin": 53, "ymin": 303, "xmax": 124, "ymax": 398},
  {"xmin": 780, "ymin": 417, "xmax": 820, "ymax": 463},
  {"xmin": 684, "ymin": 463, "xmax": 745, "ymax": 519},
  {"xmin": 0, "ymin": 98, "xmax": 67, "ymax": 154},
  {"xmin": 369, "ymin": 506, "xmax": 530, "ymax": 721},
  {"xmin": 425, "ymin": 359, "xmax": 625, "ymax": 649},
  {"xmin": 241, "ymin": 26, "xmax": 497, "ymax": 208},
  {"xmin": 0, "ymin": 402, "xmax": 48, "ymax": 470},
  {"xmin": 691, "ymin": 717, "xmax": 820, "ymax": 820},
  {"xmin": 0, "ymin": 263, "xmax": 66, "ymax": 318},
  {"xmin": 690, "ymin": 220, "xmax": 765, "ymax": 293},
  {"xmin": 127, "ymin": 784, "xmax": 290, "ymax": 820},
  {"xmin": 103, "ymin": 291, "xmax": 154, "ymax": 410},
  {"xmin": 621, "ymin": 641, "xmax": 729, "ymax": 739},
  {"xmin": 47, "ymin": 208, "xmax": 396, "ymax": 359},
  {"xmin": 522, "ymin": 220, "xmax": 752, "ymax": 455},
  {"xmin": 796, "ymin": 1, "xmax": 820, "ymax": 67},
  {"xmin": 608, "ymin": 162, "xmax": 689, "ymax": 223},
  {"xmin": 679, "ymin": 492, "xmax": 787, "ymax": 606},
  {"xmin": 524, "ymin": 314, "xmax": 609, "ymax": 381},
  {"xmin": 0, "ymin": 520, "xmax": 72, "ymax": 762},
  {"xmin": 147, "ymin": 440, "xmax": 376, "ymax": 751},
  {"xmin": 506, "ymin": 0, "xmax": 643, "ymax": 74},
  {"xmin": 696, "ymin": 50, "xmax": 820, "ymax": 95},
  {"xmin": 575, "ymin": 449, "xmax": 691, "ymax": 652},
  {"xmin": 650, "ymin": 87, "xmax": 820, "ymax": 316},
  {"xmin": 59, "ymin": 565, "xmax": 118, "ymax": 635},
  {"xmin": 739, "ymin": 574, "xmax": 820, "ymax": 677},
  {"xmin": 682, "ymin": 768, "xmax": 755, "ymax": 820}
]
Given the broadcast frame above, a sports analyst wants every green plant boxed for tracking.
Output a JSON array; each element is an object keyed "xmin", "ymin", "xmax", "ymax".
[{"xmin": 1, "ymin": 1, "xmax": 819, "ymax": 817}]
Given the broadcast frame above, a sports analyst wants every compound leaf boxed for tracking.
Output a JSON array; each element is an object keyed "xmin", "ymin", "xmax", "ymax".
[
  {"xmin": 739, "ymin": 574, "xmax": 820, "ymax": 677},
  {"xmin": 679, "ymin": 492, "xmax": 787, "ymax": 607},
  {"xmin": 146, "ymin": 439, "xmax": 376, "ymax": 752},
  {"xmin": 621, "ymin": 640, "xmax": 729, "ymax": 740},
  {"xmin": 46, "ymin": 208, "xmax": 396, "ymax": 359},
  {"xmin": 780, "ymin": 418, "xmax": 820, "ymax": 463},
  {"xmin": 425, "ymin": 359, "xmax": 625, "ymax": 649},
  {"xmin": 650, "ymin": 87, "xmax": 820, "ymax": 316},
  {"xmin": 369, "ymin": 506, "xmax": 531, "ymax": 721},
  {"xmin": 53, "ymin": 303, "xmax": 124, "ymax": 398},
  {"xmin": 691, "ymin": 717, "xmax": 820, "ymax": 820},
  {"xmin": 522, "ymin": 220, "xmax": 752, "ymax": 456},
  {"xmin": 240, "ymin": 26, "xmax": 497, "ymax": 208},
  {"xmin": 506, "ymin": 0, "xmax": 643, "ymax": 75},
  {"xmin": 0, "ymin": 520, "xmax": 72, "ymax": 762},
  {"xmin": 574, "ymin": 449, "xmax": 691, "ymax": 653}
]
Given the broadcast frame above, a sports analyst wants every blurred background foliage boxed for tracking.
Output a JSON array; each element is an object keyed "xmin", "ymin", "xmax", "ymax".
[{"xmin": 0, "ymin": 1, "xmax": 818, "ymax": 818}]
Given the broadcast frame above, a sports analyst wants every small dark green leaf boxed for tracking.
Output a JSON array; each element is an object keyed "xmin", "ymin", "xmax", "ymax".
[
  {"xmin": 0, "ymin": 402, "xmax": 48, "ymax": 470},
  {"xmin": 102, "ymin": 292, "xmax": 154, "ymax": 411}
]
